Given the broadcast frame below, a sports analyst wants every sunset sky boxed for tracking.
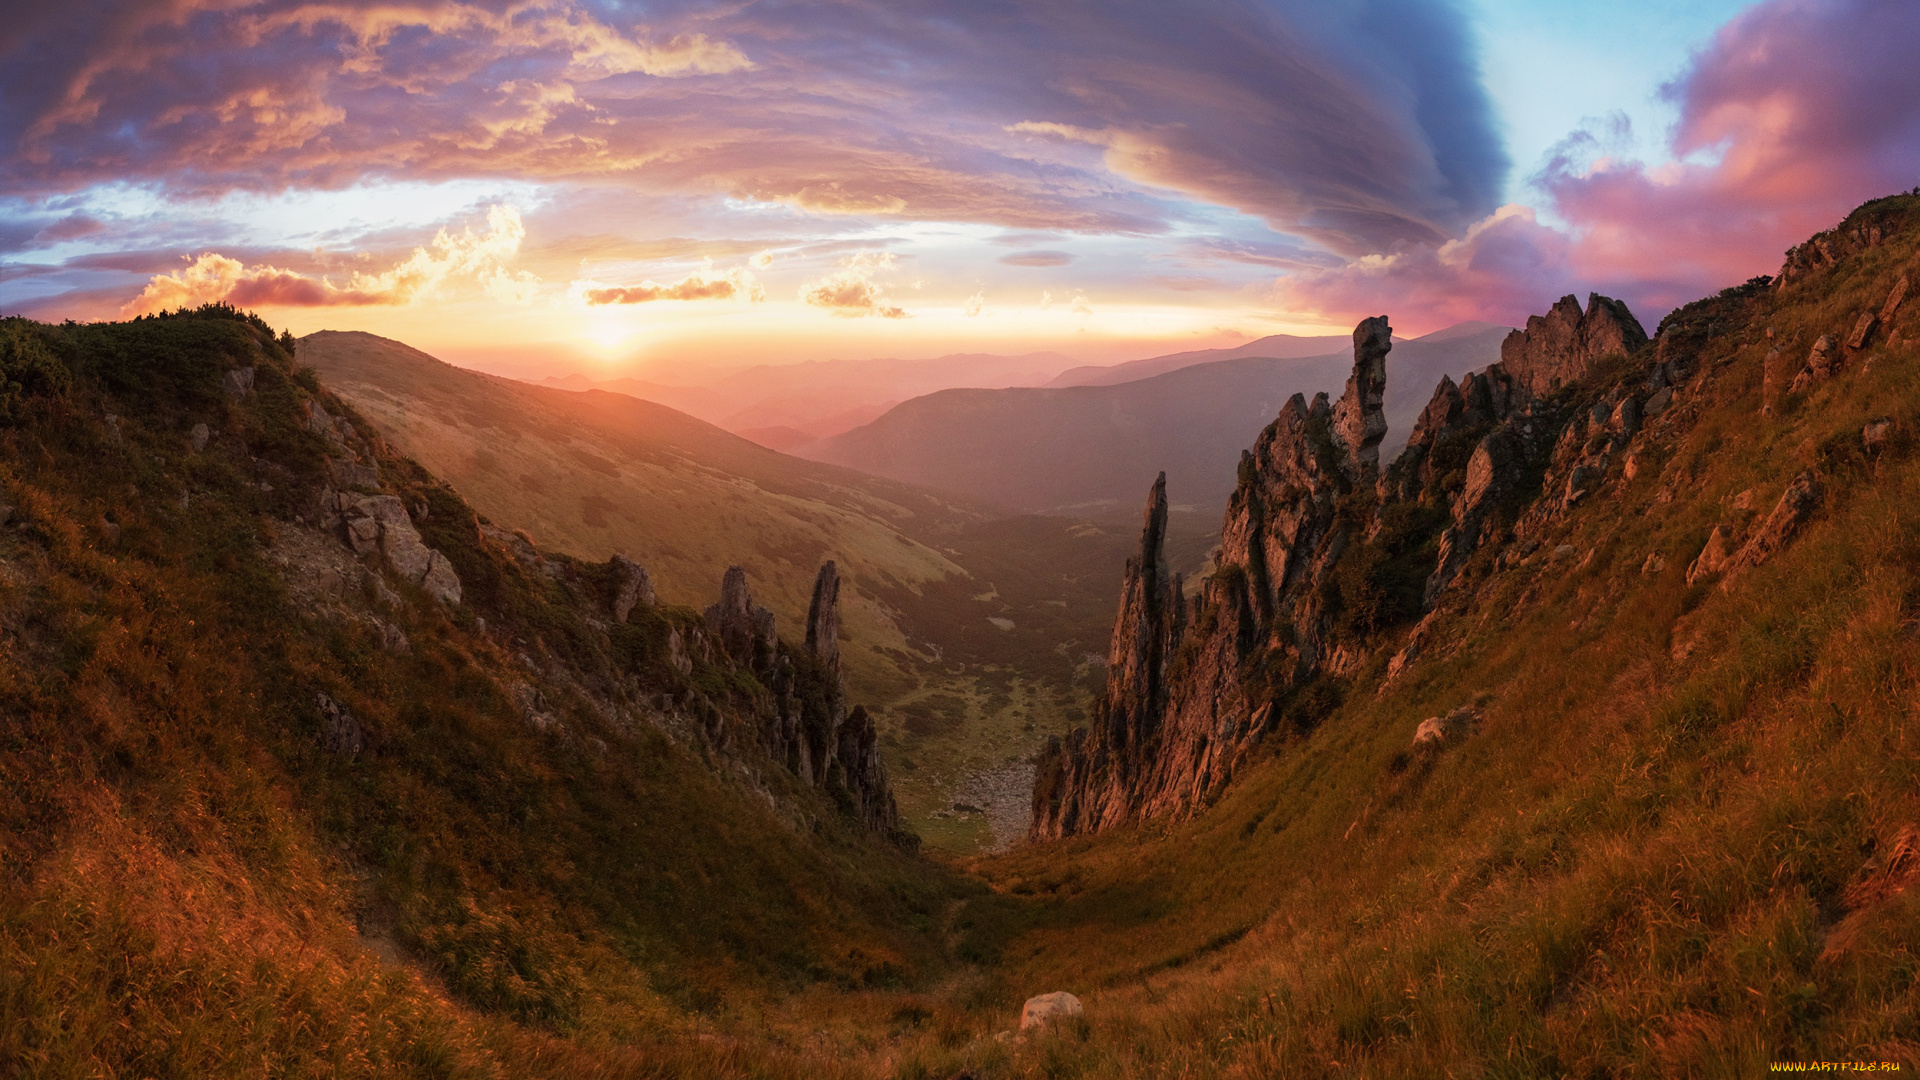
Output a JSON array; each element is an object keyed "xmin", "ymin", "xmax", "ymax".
[{"xmin": 2, "ymin": 0, "xmax": 1916, "ymax": 380}]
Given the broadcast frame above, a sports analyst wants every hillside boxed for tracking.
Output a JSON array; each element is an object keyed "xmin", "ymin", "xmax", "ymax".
[
  {"xmin": 298, "ymin": 331, "xmax": 1133, "ymax": 850},
  {"xmin": 980, "ymin": 193, "xmax": 1920, "ymax": 1075},
  {"xmin": 799, "ymin": 324, "xmax": 1510, "ymax": 517},
  {"xmin": 0, "ymin": 307, "xmax": 959, "ymax": 1077}
]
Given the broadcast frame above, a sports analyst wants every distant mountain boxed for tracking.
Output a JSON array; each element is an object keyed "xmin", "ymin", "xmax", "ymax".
[
  {"xmin": 544, "ymin": 350, "xmax": 1078, "ymax": 442},
  {"xmin": 797, "ymin": 324, "xmax": 1512, "ymax": 516},
  {"xmin": 1043, "ymin": 332, "xmax": 1353, "ymax": 388}
]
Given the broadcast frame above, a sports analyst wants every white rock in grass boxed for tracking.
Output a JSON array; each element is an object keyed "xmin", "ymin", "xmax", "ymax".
[{"xmin": 1021, "ymin": 991, "xmax": 1083, "ymax": 1031}]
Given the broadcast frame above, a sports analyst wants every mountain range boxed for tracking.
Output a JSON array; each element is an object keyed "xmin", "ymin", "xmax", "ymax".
[{"xmin": 796, "ymin": 322, "xmax": 1512, "ymax": 516}]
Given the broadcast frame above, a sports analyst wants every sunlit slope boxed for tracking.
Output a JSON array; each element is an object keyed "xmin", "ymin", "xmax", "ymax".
[
  {"xmin": 958, "ymin": 195, "xmax": 1920, "ymax": 1075},
  {"xmin": 300, "ymin": 330, "xmax": 970, "ymax": 701},
  {"xmin": 0, "ymin": 308, "xmax": 962, "ymax": 1078}
]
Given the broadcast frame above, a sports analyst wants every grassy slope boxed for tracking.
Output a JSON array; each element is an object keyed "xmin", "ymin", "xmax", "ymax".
[
  {"xmin": 0, "ymin": 310, "xmax": 967, "ymax": 1078},
  {"xmin": 942, "ymin": 194, "xmax": 1920, "ymax": 1077},
  {"xmin": 299, "ymin": 330, "xmax": 1133, "ymax": 851}
]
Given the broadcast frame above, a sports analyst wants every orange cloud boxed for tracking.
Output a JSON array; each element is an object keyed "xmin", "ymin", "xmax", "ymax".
[
  {"xmin": 122, "ymin": 204, "xmax": 536, "ymax": 315},
  {"xmin": 576, "ymin": 263, "xmax": 764, "ymax": 305},
  {"xmin": 800, "ymin": 252, "xmax": 909, "ymax": 319}
]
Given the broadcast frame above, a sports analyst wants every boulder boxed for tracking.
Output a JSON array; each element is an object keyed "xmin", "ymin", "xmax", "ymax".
[
  {"xmin": 1020, "ymin": 991, "xmax": 1084, "ymax": 1031},
  {"xmin": 1788, "ymin": 336, "xmax": 1838, "ymax": 393},
  {"xmin": 1722, "ymin": 472, "xmax": 1821, "ymax": 588},
  {"xmin": 222, "ymin": 366, "xmax": 255, "ymax": 398},
  {"xmin": 1864, "ymin": 419, "xmax": 1893, "ymax": 451},
  {"xmin": 335, "ymin": 493, "xmax": 462, "ymax": 604},
  {"xmin": 1413, "ymin": 705, "xmax": 1480, "ymax": 747},
  {"xmin": 190, "ymin": 422, "xmax": 211, "ymax": 452},
  {"xmin": 1846, "ymin": 311, "xmax": 1878, "ymax": 351},
  {"xmin": 1881, "ymin": 276, "xmax": 1911, "ymax": 324},
  {"xmin": 1686, "ymin": 526, "xmax": 1733, "ymax": 586},
  {"xmin": 316, "ymin": 692, "xmax": 364, "ymax": 756}
]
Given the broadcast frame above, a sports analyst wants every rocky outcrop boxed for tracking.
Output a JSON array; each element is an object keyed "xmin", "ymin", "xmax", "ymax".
[
  {"xmin": 609, "ymin": 554, "xmax": 656, "ymax": 622},
  {"xmin": 333, "ymin": 492, "xmax": 462, "ymax": 604},
  {"xmin": 705, "ymin": 566, "xmax": 778, "ymax": 675},
  {"xmin": 705, "ymin": 563, "xmax": 901, "ymax": 836},
  {"xmin": 1036, "ymin": 296, "xmax": 1659, "ymax": 840},
  {"xmin": 1036, "ymin": 321, "xmax": 1406, "ymax": 839},
  {"xmin": 806, "ymin": 561, "xmax": 842, "ymax": 675},
  {"xmin": 1031, "ymin": 474, "xmax": 1187, "ymax": 838},
  {"xmin": 1721, "ymin": 472, "xmax": 1821, "ymax": 588},
  {"xmin": 1789, "ymin": 336, "xmax": 1841, "ymax": 393},
  {"xmin": 1332, "ymin": 316, "xmax": 1391, "ymax": 480},
  {"xmin": 1498, "ymin": 293, "xmax": 1648, "ymax": 396}
]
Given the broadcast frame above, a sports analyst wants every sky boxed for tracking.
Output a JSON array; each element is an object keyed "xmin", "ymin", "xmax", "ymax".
[{"xmin": 1, "ymin": 0, "xmax": 1916, "ymax": 381}]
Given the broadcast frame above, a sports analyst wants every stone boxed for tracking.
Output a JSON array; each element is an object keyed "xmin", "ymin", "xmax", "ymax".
[
  {"xmin": 1622, "ymin": 453, "xmax": 1642, "ymax": 482},
  {"xmin": 1864, "ymin": 420, "xmax": 1893, "ymax": 451},
  {"xmin": 1721, "ymin": 472, "xmax": 1821, "ymax": 589},
  {"xmin": 1761, "ymin": 347, "xmax": 1788, "ymax": 416},
  {"xmin": 316, "ymin": 692, "xmax": 364, "ymax": 755},
  {"xmin": 1020, "ymin": 992, "xmax": 1083, "ymax": 1031},
  {"xmin": 1882, "ymin": 276, "xmax": 1911, "ymax": 324},
  {"xmin": 1413, "ymin": 706, "xmax": 1479, "ymax": 747},
  {"xmin": 1641, "ymin": 553, "xmax": 1666, "ymax": 575},
  {"xmin": 1686, "ymin": 526, "xmax": 1732, "ymax": 586},
  {"xmin": 836, "ymin": 705, "xmax": 899, "ymax": 832},
  {"xmin": 1331, "ymin": 316, "xmax": 1391, "ymax": 479},
  {"xmin": 610, "ymin": 554, "xmax": 656, "ymax": 622},
  {"xmin": 1847, "ymin": 311, "xmax": 1878, "ymax": 351},
  {"xmin": 1498, "ymin": 293, "xmax": 1648, "ymax": 397},
  {"xmin": 1643, "ymin": 386, "xmax": 1673, "ymax": 418},
  {"xmin": 190, "ymin": 422, "xmax": 211, "ymax": 452},
  {"xmin": 805, "ymin": 560, "xmax": 842, "ymax": 674},
  {"xmin": 1788, "ymin": 336, "xmax": 1838, "ymax": 393},
  {"xmin": 327, "ymin": 457, "xmax": 380, "ymax": 489},
  {"xmin": 335, "ymin": 492, "xmax": 462, "ymax": 604},
  {"xmin": 223, "ymin": 366, "xmax": 255, "ymax": 398}
]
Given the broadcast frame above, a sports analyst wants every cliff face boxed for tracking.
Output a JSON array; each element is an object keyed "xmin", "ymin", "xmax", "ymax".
[{"xmin": 1035, "ymin": 295, "xmax": 1651, "ymax": 840}]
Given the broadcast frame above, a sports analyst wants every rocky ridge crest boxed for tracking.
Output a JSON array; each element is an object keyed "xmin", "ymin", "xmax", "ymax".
[{"xmin": 1036, "ymin": 290, "xmax": 1657, "ymax": 839}]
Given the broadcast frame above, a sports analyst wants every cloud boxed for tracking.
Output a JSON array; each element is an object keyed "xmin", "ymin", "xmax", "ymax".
[
  {"xmin": 1539, "ymin": 0, "xmax": 1920, "ymax": 308},
  {"xmin": 962, "ymin": 290, "xmax": 984, "ymax": 317},
  {"xmin": 575, "ymin": 261, "xmax": 763, "ymax": 305},
  {"xmin": 1271, "ymin": 204, "xmax": 1572, "ymax": 330},
  {"xmin": 800, "ymin": 251, "xmax": 909, "ymax": 319},
  {"xmin": 1275, "ymin": 0, "xmax": 1920, "ymax": 331},
  {"xmin": 0, "ymin": 0, "xmax": 1504, "ymax": 250},
  {"xmin": 121, "ymin": 203, "xmax": 536, "ymax": 314},
  {"xmin": 999, "ymin": 250, "xmax": 1074, "ymax": 267}
]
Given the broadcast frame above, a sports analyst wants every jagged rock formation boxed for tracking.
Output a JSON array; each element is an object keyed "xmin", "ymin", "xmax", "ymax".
[
  {"xmin": 1036, "ymin": 293, "xmax": 1657, "ymax": 840},
  {"xmin": 705, "ymin": 562, "xmax": 901, "ymax": 835},
  {"xmin": 1498, "ymin": 293, "xmax": 1648, "ymax": 396},
  {"xmin": 806, "ymin": 560, "xmax": 842, "ymax": 675},
  {"xmin": 705, "ymin": 565, "xmax": 778, "ymax": 675}
]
